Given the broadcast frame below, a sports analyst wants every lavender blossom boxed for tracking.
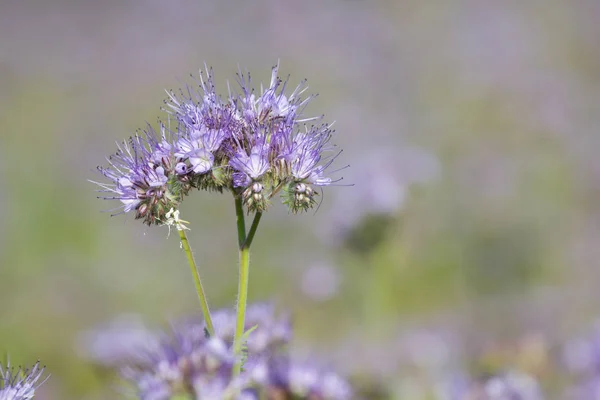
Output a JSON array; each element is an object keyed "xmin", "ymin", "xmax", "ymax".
[
  {"xmin": 94, "ymin": 63, "xmax": 344, "ymax": 221},
  {"xmin": 165, "ymin": 63, "xmax": 343, "ymax": 213},
  {"xmin": 562, "ymin": 320, "xmax": 600, "ymax": 399},
  {"xmin": 93, "ymin": 125, "xmax": 192, "ymax": 225},
  {"xmin": 443, "ymin": 370, "xmax": 543, "ymax": 400},
  {"xmin": 76, "ymin": 314, "xmax": 162, "ymax": 368},
  {"xmin": 121, "ymin": 329, "xmax": 241, "ymax": 400},
  {"xmin": 202, "ymin": 303, "xmax": 292, "ymax": 354},
  {"xmin": 563, "ymin": 320, "xmax": 600, "ymax": 376},
  {"xmin": 0, "ymin": 361, "xmax": 48, "ymax": 400},
  {"xmin": 234, "ymin": 62, "xmax": 312, "ymax": 127},
  {"xmin": 251, "ymin": 357, "xmax": 352, "ymax": 400},
  {"xmin": 83, "ymin": 305, "xmax": 351, "ymax": 399},
  {"xmin": 278, "ymin": 124, "xmax": 338, "ymax": 213}
]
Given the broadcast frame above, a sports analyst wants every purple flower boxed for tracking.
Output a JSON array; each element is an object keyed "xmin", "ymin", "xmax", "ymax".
[
  {"xmin": 200, "ymin": 303, "xmax": 292, "ymax": 354},
  {"xmin": 235, "ymin": 63, "xmax": 313, "ymax": 127},
  {"xmin": 287, "ymin": 127, "xmax": 334, "ymax": 186},
  {"xmin": 94, "ymin": 63, "xmax": 346, "ymax": 216},
  {"xmin": 172, "ymin": 63, "xmax": 343, "ymax": 208},
  {"xmin": 230, "ymin": 148, "xmax": 269, "ymax": 185},
  {"xmin": 77, "ymin": 314, "xmax": 161, "ymax": 368},
  {"xmin": 121, "ymin": 330, "xmax": 239, "ymax": 400},
  {"xmin": 440, "ymin": 370, "xmax": 542, "ymax": 400},
  {"xmin": 93, "ymin": 126, "xmax": 191, "ymax": 225},
  {"xmin": 174, "ymin": 136, "xmax": 215, "ymax": 174},
  {"xmin": 0, "ymin": 361, "xmax": 48, "ymax": 400},
  {"xmin": 165, "ymin": 66, "xmax": 222, "ymax": 129},
  {"xmin": 165, "ymin": 66, "xmax": 240, "ymax": 139},
  {"xmin": 200, "ymin": 127, "xmax": 229, "ymax": 153},
  {"xmin": 84, "ymin": 305, "xmax": 351, "ymax": 399},
  {"xmin": 562, "ymin": 320, "xmax": 600, "ymax": 399},
  {"xmin": 250, "ymin": 356, "xmax": 353, "ymax": 400},
  {"xmin": 228, "ymin": 145, "xmax": 270, "ymax": 212},
  {"xmin": 275, "ymin": 126, "xmax": 339, "ymax": 213}
]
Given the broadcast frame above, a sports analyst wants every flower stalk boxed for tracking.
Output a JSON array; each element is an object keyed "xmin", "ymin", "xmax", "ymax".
[
  {"xmin": 232, "ymin": 196, "xmax": 263, "ymax": 376},
  {"xmin": 92, "ymin": 63, "xmax": 346, "ymax": 383},
  {"xmin": 179, "ymin": 228, "xmax": 215, "ymax": 337}
]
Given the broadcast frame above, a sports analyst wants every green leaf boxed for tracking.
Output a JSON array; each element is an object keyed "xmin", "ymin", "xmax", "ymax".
[
  {"xmin": 241, "ymin": 324, "xmax": 258, "ymax": 342},
  {"xmin": 239, "ymin": 324, "xmax": 259, "ymax": 372}
]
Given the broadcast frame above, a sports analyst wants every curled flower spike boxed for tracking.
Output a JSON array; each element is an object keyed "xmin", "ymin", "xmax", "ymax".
[
  {"xmin": 93, "ymin": 125, "xmax": 192, "ymax": 225},
  {"xmin": 0, "ymin": 360, "xmax": 49, "ymax": 400}
]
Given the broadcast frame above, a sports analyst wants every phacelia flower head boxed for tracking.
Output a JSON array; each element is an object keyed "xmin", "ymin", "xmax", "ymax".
[
  {"xmin": 0, "ymin": 361, "xmax": 48, "ymax": 400},
  {"xmin": 94, "ymin": 62, "xmax": 345, "ymax": 220},
  {"xmin": 164, "ymin": 62, "xmax": 344, "ymax": 213}
]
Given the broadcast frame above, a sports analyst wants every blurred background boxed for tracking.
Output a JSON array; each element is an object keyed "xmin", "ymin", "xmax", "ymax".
[{"xmin": 2, "ymin": 0, "xmax": 600, "ymax": 398}]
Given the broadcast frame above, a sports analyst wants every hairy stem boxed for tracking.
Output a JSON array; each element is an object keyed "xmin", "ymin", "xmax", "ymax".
[
  {"xmin": 178, "ymin": 229, "xmax": 215, "ymax": 337},
  {"xmin": 243, "ymin": 211, "xmax": 262, "ymax": 248},
  {"xmin": 232, "ymin": 197, "xmax": 262, "ymax": 377},
  {"xmin": 235, "ymin": 196, "xmax": 247, "ymax": 247}
]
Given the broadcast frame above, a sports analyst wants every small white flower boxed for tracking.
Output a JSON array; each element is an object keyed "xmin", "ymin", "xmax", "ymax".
[{"xmin": 161, "ymin": 208, "xmax": 190, "ymax": 237}]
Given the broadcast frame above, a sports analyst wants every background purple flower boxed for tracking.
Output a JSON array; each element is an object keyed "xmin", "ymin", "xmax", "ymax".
[
  {"xmin": 0, "ymin": 361, "xmax": 48, "ymax": 400},
  {"xmin": 80, "ymin": 305, "xmax": 351, "ymax": 399}
]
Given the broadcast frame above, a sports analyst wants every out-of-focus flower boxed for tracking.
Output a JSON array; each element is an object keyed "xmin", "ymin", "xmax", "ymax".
[
  {"xmin": 122, "ymin": 334, "xmax": 240, "ymax": 400},
  {"xmin": 563, "ymin": 320, "xmax": 600, "ymax": 376},
  {"xmin": 325, "ymin": 145, "xmax": 439, "ymax": 251},
  {"xmin": 562, "ymin": 320, "xmax": 600, "ymax": 399},
  {"xmin": 82, "ymin": 305, "xmax": 352, "ymax": 399},
  {"xmin": 198, "ymin": 303, "xmax": 292, "ymax": 355},
  {"xmin": 250, "ymin": 356, "xmax": 352, "ymax": 400},
  {"xmin": 300, "ymin": 261, "xmax": 341, "ymax": 302},
  {"xmin": 0, "ymin": 361, "xmax": 48, "ymax": 400},
  {"xmin": 76, "ymin": 314, "xmax": 161, "ymax": 368},
  {"xmin": 443, "ymin": 370, "xmax": 543, "ymax": 400}
]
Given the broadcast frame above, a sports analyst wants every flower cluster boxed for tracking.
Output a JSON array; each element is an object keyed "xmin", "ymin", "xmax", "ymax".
[
  {"xmin": 94, "ymin": 64, "xmax": 342, "ymax": 224},
  {"xmin": 0, "ymin": 361, "xmax": 48, "ymax": 400},
  {"xmin": 83, "ymin": 304, "xmax": 352, "ymax": 400},
  {"xmin": 198, "ymin": 303, "xmax": 292, "ymax": 355},
  {"xmin": 446, "ymin": 370, "xmax": 542, "ymax": 400},
  {"xmin": 562, "ymin": 320, "xmax": 600, "ymax": 399}
]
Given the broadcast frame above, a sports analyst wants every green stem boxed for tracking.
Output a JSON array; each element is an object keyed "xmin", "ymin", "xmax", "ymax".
[
  {"xmin": 232, "ymin": 198, "xmax": 262, "ymax": 377},
  {"xmin": 243, "ymin": 211, "xmax": 262, "ymax": 248},
  {"xmin": 233, "ymin": 244, "xmax": 250, "ymax": 376},
  {"xmin": 178, "ymin": 229, "xmax": 215, "ymax": 337},
  {"xmin": 235, "ymin": 196, "xmax": 247, "ymax": 247}
]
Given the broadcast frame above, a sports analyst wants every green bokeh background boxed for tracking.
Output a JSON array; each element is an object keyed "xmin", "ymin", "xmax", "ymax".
[{"xmin": 2, "ymin": 1, "xmax": 600, "ymax": 398}]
